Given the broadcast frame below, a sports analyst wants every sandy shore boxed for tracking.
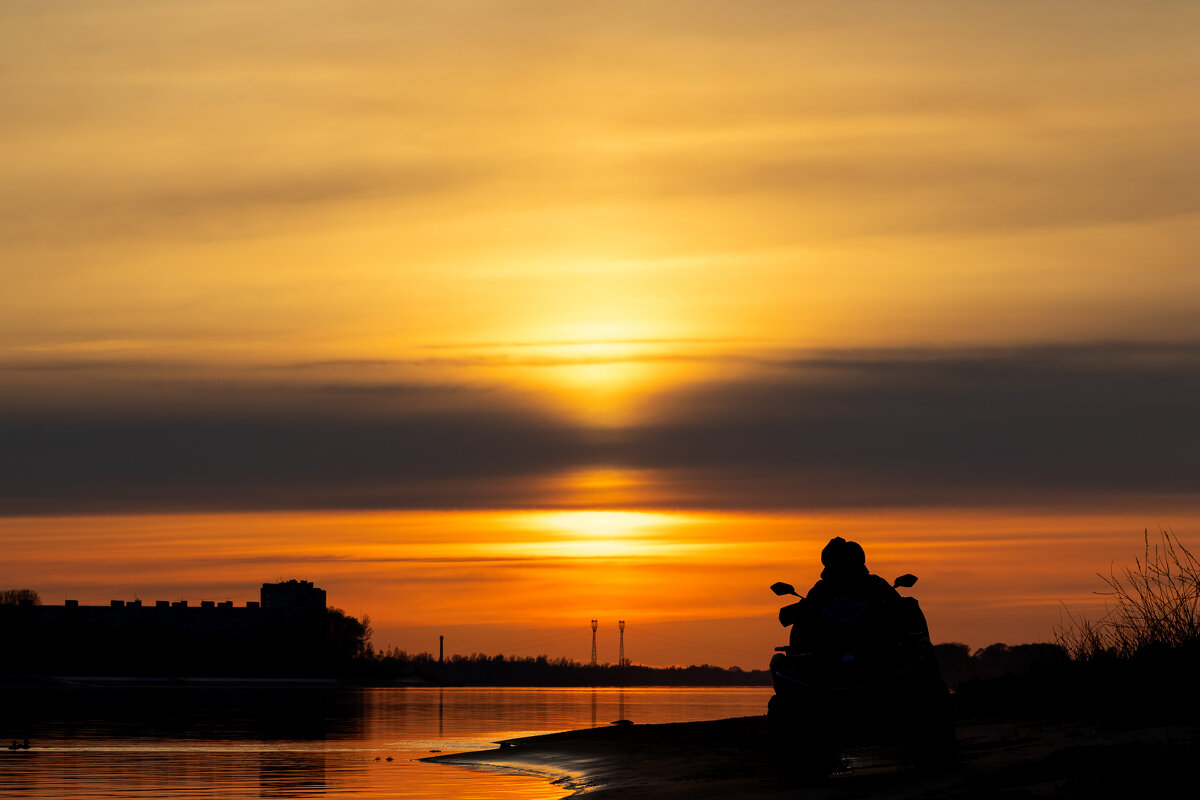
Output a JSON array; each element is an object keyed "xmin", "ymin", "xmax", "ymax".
[{"xmin": 424, "ymin": 714, "xmax": 1199, "ymax": 798}]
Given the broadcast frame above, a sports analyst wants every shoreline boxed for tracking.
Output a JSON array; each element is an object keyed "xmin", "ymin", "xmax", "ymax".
[
  {"xmin": 425, "ymin": 714, "xmax": 1200, "ymax": 799},
  {"xmin": 424, "ymin": 717, "xmax": 771, "ymax": 799}
]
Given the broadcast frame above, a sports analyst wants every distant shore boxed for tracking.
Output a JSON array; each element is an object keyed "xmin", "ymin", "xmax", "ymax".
[
  {"xmin": 0, "ymin": 673, "xmax": 771, "ymax": 690},
  {"xmin": 0, "ymin": 675, "xmax": 357, "ymax": 690},
  {"xmin": 425, "ymin": 714, "xmax": 1200, "ymax": 799},
  {"xmin": 0, "ymin": 675, "xmax": 765, "ymax": 690}
]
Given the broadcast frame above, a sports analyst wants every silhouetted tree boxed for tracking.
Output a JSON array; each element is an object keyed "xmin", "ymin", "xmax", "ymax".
[
  {"xmin": 326, "ymin": 608, "xmax": 371, "ymax": 661},
  {"xmin": 934, "ymin": 642, "xmax": 972, "ymax": 688},
  {"xmin": 0, "ymin": 589, "xmax": 40, "ymax": 605}
]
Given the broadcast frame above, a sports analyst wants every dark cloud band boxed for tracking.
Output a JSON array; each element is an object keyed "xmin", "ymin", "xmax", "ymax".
[{"xmin": 2, "ymin": 341, "xmax": 1198, "ymax": 514}]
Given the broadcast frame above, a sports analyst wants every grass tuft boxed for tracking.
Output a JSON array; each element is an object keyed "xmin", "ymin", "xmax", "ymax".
[{"xmin": 1055, "ymin": 528, "xmax": 1200, "ymax": 661}]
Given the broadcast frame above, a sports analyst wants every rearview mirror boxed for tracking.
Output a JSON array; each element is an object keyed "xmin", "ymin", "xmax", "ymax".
[
  {"xmin": 892, "ymin": 573, "xmax": 918, "ymax": 589},
  {"xmin": 770, "ymin": 581, "xmax": 800, "ymax": 597}
]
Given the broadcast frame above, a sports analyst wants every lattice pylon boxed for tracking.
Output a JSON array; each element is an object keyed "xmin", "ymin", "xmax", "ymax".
[{"xmin": 618, "ymin": 620, "xmax": 626, "ymax": 667}]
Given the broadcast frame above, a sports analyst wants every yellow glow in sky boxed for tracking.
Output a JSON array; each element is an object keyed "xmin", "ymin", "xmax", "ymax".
[
  {"xmin": 4, "ymin": 3, "xmax": 1200, "ymax": 670},
  {"xmin": 5, "ymin": 2, "xmax": 1200, "ymax": 403}
]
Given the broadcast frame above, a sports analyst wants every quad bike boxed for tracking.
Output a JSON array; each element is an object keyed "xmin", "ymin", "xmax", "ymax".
[{"xmin": 767, "ymin": 574, "xmax": 956, "ymax": 782}]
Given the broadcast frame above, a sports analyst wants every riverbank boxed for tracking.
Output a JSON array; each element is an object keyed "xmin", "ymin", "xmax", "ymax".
[{"xmin": 425, "ymin": 714, "xmax": 1200, "ymax": 798}]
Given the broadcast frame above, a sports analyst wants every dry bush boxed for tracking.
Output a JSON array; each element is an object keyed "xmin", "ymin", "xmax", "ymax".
[{"xmin": 1056, "ymin": 528, "xmax": 1200, "ymax": 661}]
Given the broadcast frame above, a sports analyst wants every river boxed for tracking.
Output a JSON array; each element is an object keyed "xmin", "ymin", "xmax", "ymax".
[{"xmin": 0, "ymin": 685, "xmax": 773, "ymax": 799}]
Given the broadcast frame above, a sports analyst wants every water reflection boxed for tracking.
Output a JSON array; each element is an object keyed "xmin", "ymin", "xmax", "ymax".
[
  {"xmin": 2, "ymin": 686, "xmax": 367, "ymax": 742},
  {"xmin": 0, "ymin": 686, "xmax": 771, "ymax": 799},
  {"xmin": 259, "ymin": 752, "xmax": 327, "ymax": 798}
]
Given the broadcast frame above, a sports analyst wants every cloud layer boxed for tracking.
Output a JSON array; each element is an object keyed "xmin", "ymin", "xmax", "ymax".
[{"xmin": 3, "ymin": 342, "xmax": 1197, "ymax": 514}]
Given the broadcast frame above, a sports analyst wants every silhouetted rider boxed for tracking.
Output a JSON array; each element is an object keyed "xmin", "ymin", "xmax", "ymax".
[
  {"xmin": 779, "ymin": 537, "xmax": 903, "ymax": 652},
  {"xmin": 768, "ymin": 539, "xmax": 956, "ymax": 777}
]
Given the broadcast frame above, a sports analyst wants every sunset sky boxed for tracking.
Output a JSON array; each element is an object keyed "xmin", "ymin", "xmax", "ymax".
[{"xmin": 3, "ymin": 1, "xmax": 1200, "ymax": 667}]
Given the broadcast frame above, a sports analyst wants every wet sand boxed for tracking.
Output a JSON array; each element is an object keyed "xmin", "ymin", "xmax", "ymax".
[{"xmin": 424, "ymin": 714, "xmax": 1199, "ymax": 798}]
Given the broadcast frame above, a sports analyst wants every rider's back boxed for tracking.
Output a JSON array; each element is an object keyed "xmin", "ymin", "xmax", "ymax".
[{"xmin": 788, "ymin": 573, "xmax": 902, "ymax": 654}]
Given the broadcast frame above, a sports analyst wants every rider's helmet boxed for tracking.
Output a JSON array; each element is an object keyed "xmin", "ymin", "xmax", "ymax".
[{"xmin": 820, "ymin": 537, "xmax": 868, "ymax": 580}]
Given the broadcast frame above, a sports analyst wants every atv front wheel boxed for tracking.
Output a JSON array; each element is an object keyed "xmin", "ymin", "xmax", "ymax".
[{"xmin": 767, "ymin": 694, "xmax": 838, "ymax": 784}]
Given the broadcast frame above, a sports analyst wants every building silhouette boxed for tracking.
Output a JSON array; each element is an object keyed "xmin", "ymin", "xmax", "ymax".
[
  {"xmin": 260, "ymin": 580, "xmax": 326, "ymax": 612},
  {"xmin": 0, "ymin": 581, "xmax": 367, "ymax": 677}
]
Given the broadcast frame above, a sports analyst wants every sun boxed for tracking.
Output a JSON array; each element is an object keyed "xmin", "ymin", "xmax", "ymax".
[
  {"xmin": 492, "ymin": 510, "xmax": 698, "ymax": 560},
  {"xmin": 553, "ymin": 510, "xmax": 662, "ymax": 537},
  {"xmin": 510, "ymin": 321, "xmax": 685, "ymax": 426}
]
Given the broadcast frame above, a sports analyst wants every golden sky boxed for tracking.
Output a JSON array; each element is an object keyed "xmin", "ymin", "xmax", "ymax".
[{"xmin": 3, "ymin": 2, "xmax": 1200, "ymax": 664}]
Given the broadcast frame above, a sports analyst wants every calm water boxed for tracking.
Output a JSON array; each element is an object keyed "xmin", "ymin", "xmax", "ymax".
[{"xmin": 0, "ymin": 686, "xmax": 772, "ymax": 799}]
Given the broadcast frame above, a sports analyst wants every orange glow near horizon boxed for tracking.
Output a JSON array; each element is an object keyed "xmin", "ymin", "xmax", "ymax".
[{"xmin": 3, "ymin": 508, "xmax": 1192, "ymax": 668}]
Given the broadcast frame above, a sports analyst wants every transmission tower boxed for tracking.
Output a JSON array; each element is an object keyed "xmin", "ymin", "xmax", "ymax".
[
  {"xmin": 590, "ymin": 619, "xmax": 598, "ymax": 665},
  {"xmin": 618, "ymin": 620, "xmax": 626, "ymax": 667}
]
